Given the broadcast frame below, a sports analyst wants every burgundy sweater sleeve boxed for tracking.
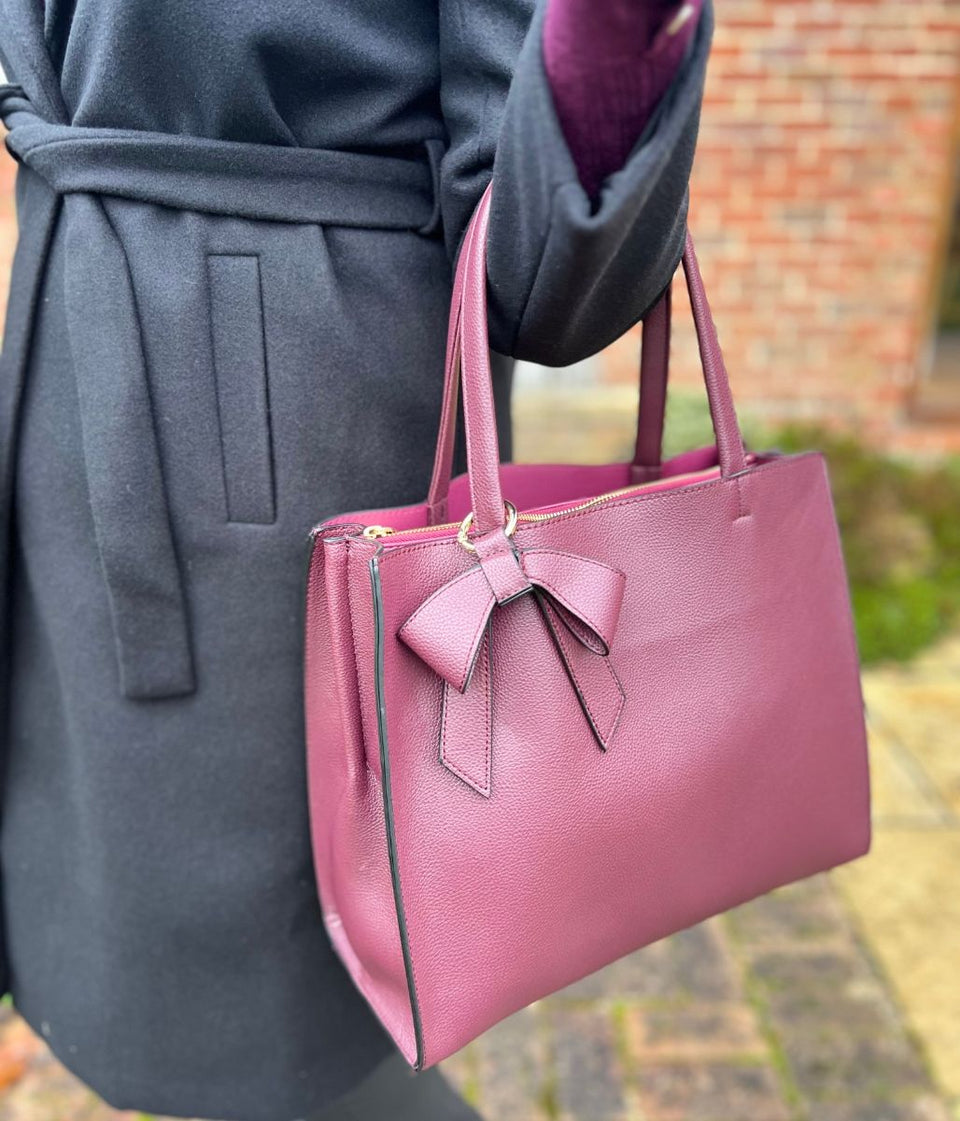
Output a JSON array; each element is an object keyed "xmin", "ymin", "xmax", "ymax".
[{"xmin": 543, "ymin": 0, "xmax": 703, "ymax": 198}]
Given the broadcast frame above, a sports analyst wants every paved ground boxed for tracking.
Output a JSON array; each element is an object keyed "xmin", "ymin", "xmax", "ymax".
[
  {"xmin": 834, "ymin": 633, "xmax": 960, "ymax": 1114},
  {"xmin": 1, "ymin": 632, "xmax": 957, "ymax": 1120}
]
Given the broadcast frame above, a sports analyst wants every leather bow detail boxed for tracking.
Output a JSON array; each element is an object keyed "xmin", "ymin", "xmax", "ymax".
[{"xmin": 398, "ymin": 538, "xmax": 627, "ymax": 797}]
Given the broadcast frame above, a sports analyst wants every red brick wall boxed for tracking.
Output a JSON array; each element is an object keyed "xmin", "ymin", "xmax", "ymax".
[{"xmin": 601, "ymin": 1, "xmax": 960, "ymax": 456}]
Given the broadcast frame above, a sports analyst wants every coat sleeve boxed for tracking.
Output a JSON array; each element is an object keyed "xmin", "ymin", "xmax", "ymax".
[{"xmin": 437, "ymin": 0, "xmax": 713, "ymax": 366}]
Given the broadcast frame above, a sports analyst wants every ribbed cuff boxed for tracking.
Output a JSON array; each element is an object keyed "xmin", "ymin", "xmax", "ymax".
[{"xmin": 543, "ymin": 0, "xmax": 703, "ymax": 197}]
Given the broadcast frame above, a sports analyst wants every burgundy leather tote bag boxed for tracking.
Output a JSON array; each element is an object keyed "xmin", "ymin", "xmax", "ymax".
[{"xmin": 303, "ymin": 184, "xmax": 871, "ymax": 1070}]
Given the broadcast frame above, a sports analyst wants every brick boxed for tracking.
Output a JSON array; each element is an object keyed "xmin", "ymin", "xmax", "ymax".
[
  {"xmin": 746, "ymin": 949, "xmax": 935, "ymax": 1106},
  {"xmin": 725, "ymin": 876, "xmax": 848, "ymax": 946},
  {"xmin": 555, "ymin": 923, "xmax": 738, "ymax": 1004},
  {"xmin": 471, "ymin": 1008, "xmax": 552, "ymax": 1121},
  {"xmin": 623, "ymin": 1003, "xmax": 766, "ymax": 1063},
  {"xmin": 547, "ymin": 1007, "xmax": 628, "ymax": 1121},
  {"xmin": 636, "ymin": 1061, "xmax": 791, "ymax": 1121},
  {"xmin": 814, "ymin": 1103, "xmax": 953, "ymax": 1121}
]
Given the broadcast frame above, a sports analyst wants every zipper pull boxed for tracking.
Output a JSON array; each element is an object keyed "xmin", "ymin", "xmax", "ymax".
[{"xmin": 362, "ymin": 525, "xmax": 395, "ymax": 540}]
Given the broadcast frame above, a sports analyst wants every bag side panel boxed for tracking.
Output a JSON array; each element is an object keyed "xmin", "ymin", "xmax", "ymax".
[{"xmin": 303, "ymin": 535, "xmax": 417, "ymax": 1062}]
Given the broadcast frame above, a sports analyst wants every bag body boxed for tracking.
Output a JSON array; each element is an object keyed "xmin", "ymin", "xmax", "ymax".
[{"xmin": 303, "ymin": 185, "xmax": 871, "ymax": 1069}]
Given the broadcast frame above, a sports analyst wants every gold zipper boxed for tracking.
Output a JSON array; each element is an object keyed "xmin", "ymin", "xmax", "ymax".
[{"xmin": 360, "ymin": 467, "xmax": 715, "ymax": 541}]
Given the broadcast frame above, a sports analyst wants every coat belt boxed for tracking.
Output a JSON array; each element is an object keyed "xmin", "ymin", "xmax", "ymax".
[{"xmin": 0, "ymin": 84, "xmax": 444, "ymax": 700}]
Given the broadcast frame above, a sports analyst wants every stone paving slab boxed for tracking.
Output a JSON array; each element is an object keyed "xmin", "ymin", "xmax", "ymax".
[
  {"xmin": 835, "ymin": 831, "xmax": 960, "ymax": 1111},
  {"xmin": 866, "ymin": 675, "xmax": 960, "ymax": 820},
  {"xmin": 834, "ymin": 646, "xmax": 960, "ymax": 1112}
]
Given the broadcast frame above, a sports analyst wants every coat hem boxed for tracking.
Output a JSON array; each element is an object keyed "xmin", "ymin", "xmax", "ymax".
[{"xmin": 10, "ymin": 992, "xmax": 390, "ymax": 1121}]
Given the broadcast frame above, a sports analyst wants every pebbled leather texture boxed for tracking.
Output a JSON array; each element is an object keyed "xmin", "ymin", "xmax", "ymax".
[{"xmin": 303, "ymin": 184, "xmax": 871, "ymax": 1071}]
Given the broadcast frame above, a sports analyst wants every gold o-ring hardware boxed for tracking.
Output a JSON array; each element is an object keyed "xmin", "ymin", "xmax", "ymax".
[{"xmin": 458, "ymin": 500, "xmax": 518, "ymax": 554}]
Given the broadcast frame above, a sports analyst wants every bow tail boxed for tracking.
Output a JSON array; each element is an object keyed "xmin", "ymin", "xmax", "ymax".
[
  {"xmin": 436, "ymin": 593, "xmax": 626, "ymax": 797},
  {"xmin": 535, "ymin": 592, "xmax": 626, "ymax": 752},
  {"xmin": 438, "ymin": 622, "xmax": 493, "ymax": 798}
]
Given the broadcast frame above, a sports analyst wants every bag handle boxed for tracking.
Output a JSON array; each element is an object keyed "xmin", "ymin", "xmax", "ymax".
[
  {"xmin": 426, "ymin": 188, "xmax": 679, "ymax": 519},
  {"xmin": 425, "ymin": 207, "xmax": 471, "ymax": 524},
  {"xmin": 428, "ymin": 183, "xmax": 746, "ymax": 533},
  {"xmin": 633, "ymin": 284, "xmax": 671, "ymax": 480},
  {"xmin": 425, "ymin": 204, "xmax": 673, "ymax": 521},
  {"xmin": 427, "ymin": 276, "xmax": 673, "ymax": 521}
]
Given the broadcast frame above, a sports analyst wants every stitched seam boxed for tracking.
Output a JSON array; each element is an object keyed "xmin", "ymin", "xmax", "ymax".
[
  {"xmin": 436, "ymin": 671, "xmax": 448, "ymax": 777},
  {"xmin": 378, "ymin": 454, "xmax": 819, "ymax": 563},
  {"xmin": 98, "ymin": 197, "xmax": 194, "ymax": 692},
  {"xmin": 205, "ymin": 255, "xmax": 232, "ymax": 521},
  {"xmin": 255, "ymin": 253, "xmax": 277, "ymax": 521},
  {"xmin": 593, "ymin": 653, "xmax": 625, "ymax": 748},
  {"xmin": 603, "ymin": 657, "xmax": 628, "ymax": 747},
  {"xmin": 735, "ymin": 473, "xmax": 751, "ymax": 521},
  {"xmin": 441, "ymin": 735, "xmax": 490, "ymax": 793},
  {"xmin": 459, "ymin": 604, "xmax": 493, "ymax": 693},
  {"xmin": 483, "ymin": 627, "xmax": 492, "ymax": 793},
  {"xmin": 462, "ymin": 596, "xmax": 491, "ymax": 690},
  {"xmin": 550, "ymin": 613, "xmax": 605, "ymax": 739},
  {"xmin": 514, "ymin": 455, "xmax": 805, "ymax": 530},
  {"xmin": 345, "ymin": 540, "xmax": 373, "ymax": 772},
  {"xmin": 479, "ymin": 628, "xmax": 491, "ymax": 792},
  {"xmin": 477, "ymin": 542, "xmax": 530, "ymax": 601},
  {"xmin": 320, "ymin": 540, "xmax": 365, "ymax": 785},
  {"xmin": 206, "ymin": 253, "xmax": 276, "ymax": 525},
  {"xmin": 441, "ymin": 753, "xmax": 487, "ymax": 793},
  {"xmin": 438, "ymin": 633, "xmax": 491, "ymax": 795},
  {"xmin": 522, "ymin": 547, "xmax": 625, "ymax": 579},
  {"xmin": 439, "ymin": 683, "xmax": 466, "ymax": 785},
  {"xmin": 540, "ymin": 597, "xmax": 622, "ymax": 745},
  {"xmin": 816, "ymin": 463, "xmax": 871, "ymax": 832}
]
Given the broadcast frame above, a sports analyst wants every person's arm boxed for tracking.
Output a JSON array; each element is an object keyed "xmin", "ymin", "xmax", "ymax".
[
  {"xmin": 543, "ymin": 0, "xmax": 703, "ymax": 198},
  {"xmin": 436, "ymin": 0, "xmax": 713, "ymax": 366}
]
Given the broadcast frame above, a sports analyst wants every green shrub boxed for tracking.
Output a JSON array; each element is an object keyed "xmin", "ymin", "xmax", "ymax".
[{"xmin": 663, "ymin": 394, "xmax": 960, "ymax": 666}]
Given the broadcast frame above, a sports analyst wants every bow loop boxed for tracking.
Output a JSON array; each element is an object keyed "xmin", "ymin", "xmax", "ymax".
[
  {"xmin": 520, "ymin": 549, "xmax": 625, "ymax": 655},
  {"xmin": 398, "ymin": 564, "xmax": 498, "ymax": 693}
]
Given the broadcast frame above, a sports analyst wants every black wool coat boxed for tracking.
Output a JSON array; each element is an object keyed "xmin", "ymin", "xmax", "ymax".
[{"xmin": 0, "ymin": 0, "xmax": 713, "ymax": 1117}]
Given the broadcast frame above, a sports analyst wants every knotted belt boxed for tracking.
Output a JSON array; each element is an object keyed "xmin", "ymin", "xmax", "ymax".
[
  {"xmin": 0, "ymin": 81, "xmax": 442, "ymax": 700},
  {"xmin": 399, "ymin": 527, "xmax": 627, "ymax": 797}
]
